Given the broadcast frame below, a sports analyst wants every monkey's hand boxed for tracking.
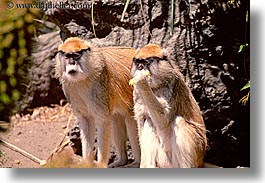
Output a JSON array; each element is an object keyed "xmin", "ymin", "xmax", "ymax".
[{"xmin": 129, "ymin": 70, "xmax": 150, "ymax": 86}]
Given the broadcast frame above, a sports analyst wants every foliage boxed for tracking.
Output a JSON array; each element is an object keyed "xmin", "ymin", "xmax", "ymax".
[
  {"xmin": 240, "ymin": 80, "xmax": 250, "ymax": 91},
  {"xmin": 0, "ymin": 1, "xmax": 41, "ymax": 123},
  {"xmin": 238, "ymin": 9, "xmax": 249, "ymax": 106},
  {"xmin": 239, "ymin": 80, "xmax": 250, "ymax": 106},
  {"xmin": 238, "ymin": 43, "xmax": 249, "ymax": 53}
]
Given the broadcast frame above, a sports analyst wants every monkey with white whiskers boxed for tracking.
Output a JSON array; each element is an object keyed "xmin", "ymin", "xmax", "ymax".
[
  {"xmin": 130, "ymin": 44, "xmax": 207, "ymax": 168},
  {"xmin": 55, "ymin": 37, "xmax": 140, "ymax": 168}
]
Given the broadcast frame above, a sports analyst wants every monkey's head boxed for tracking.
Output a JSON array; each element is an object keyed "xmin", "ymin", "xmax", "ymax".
[
  {"xmin": 131, "ymin": 44, "xmax": 172, "ymax": 88},
  {"xmin": 55, "ymin": 37, "xmax": 92, "ymax": 83}
]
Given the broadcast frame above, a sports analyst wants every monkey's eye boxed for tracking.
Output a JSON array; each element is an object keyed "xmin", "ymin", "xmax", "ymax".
[
  {"xmin": 145, "ymin": 57, "xmax": 163, "ymax": 63},
  {"xmin": 64, "ymin": 52, "xmax": 82, "ymax": 60},
  {"xmin": 133, "ymin": 58, "xmax": 150, "ymax": 64}
]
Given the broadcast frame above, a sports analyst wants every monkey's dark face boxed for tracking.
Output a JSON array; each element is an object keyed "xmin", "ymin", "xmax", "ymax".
[
  {"xmin": 132, "ymin": 57, "xmax": 153, "ymax": 71},
  {"xmin": 131, "ymin": 56, "xmax": 168, "ymax": 88},
  {"xmin": 56, "ymin": 49, "xmax": 90, "ymax": 82},
  {"xmin": 131, "ymin": 56, "xmax": 163, "ymax": 73}
]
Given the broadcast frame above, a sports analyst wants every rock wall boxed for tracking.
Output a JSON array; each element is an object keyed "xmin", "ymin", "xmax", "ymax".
[{"xmin": 27, "ymin": 0, "xmax": 249, "ymax": 167}]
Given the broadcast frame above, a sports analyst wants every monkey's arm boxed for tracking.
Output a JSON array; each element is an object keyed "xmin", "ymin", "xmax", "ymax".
[
  {"xmin": 132, "ymin": 70, "xmax": 170, "ymax": 130},
  {"xmin": 139, "ymin": 84, "xmax": 169, "ymax": 130}
]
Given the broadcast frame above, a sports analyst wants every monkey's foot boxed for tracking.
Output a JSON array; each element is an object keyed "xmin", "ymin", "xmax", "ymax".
[
  {"xmin": 93, "ymin": 161, "xmax": 108, "ymax": 168},
  {"xmin": 121, "ymin": 161, "xmax": 140, "ymax": 168},
  {"xmin": 81, "ymin": 159, "xmax": 107, "ymax": 168},
  {"xmin": 108, "ymin": 159, "xmax": 128, "ymax": 168}
]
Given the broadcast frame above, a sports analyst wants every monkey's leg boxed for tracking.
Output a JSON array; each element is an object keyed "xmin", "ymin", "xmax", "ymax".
[
  {"xmin": 139, "ymin": 121, "xmax": 159, "ymax": 168},
  {"xmin": 133, "ymin": 70, "xmax": 169, "ymax": 131},
  {"xmin": 108, "ymin": 114, "xmax": 128, "ymax": 168},
  {"xmin": 138, "ymin": 84, "xmax": 169, "ymax": 131},
  {"xmin": 124, "ymin": 116, "xmax": 141, "ymax": 168},
  {"xmin": 95, "ymin": 118, "xmax": 112, "ymax": 168},
  {"xmin": 172, "ymin": 116, "xmax": 204, "ymax": 168},
  {"xmin": 78, "ymin": 116, "xmax": 96, "ymax": 167}
]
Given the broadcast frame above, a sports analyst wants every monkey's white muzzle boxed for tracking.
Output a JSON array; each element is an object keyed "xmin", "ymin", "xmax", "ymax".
[
  {"xmin": 66, "ymin": 64, "xmax": 84, "ymax": 75},
  {"xmin": 63, "ymin": 64, "xmax": 85, "ymax": 82}
]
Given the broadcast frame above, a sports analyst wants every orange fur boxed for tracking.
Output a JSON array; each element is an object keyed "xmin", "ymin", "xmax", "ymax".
[
  {"xmin": 99, "ymin": 47, "xmax": 136, "ymax": 111},
  {"xmin": 58, "ymin": 37, "xmax": 90, "ymax": 53},
  {"xmin": 134, "ymin": 43, "xmax": 164, "ymax": 59}
]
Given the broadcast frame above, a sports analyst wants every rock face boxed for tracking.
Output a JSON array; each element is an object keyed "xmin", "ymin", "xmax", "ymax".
[
  {"xmin": 24, "ymin": 31, "xmax": 65, "ymax": 110},
  {"xmin": 28, "ymin": 0, "xmax": 249, "ymax": 167}
]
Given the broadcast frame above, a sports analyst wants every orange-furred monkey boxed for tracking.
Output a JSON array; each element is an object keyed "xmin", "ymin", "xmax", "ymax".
[
  {"xmin": 55, "ymin": 37, "xmax": 140, "ymax": 168},
  {"xmin": 130, "ymin": 44, "xmax": 207, "ymax": 168}
]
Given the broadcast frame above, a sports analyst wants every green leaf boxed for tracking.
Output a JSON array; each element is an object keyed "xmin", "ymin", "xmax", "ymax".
[
  {"xmin": 239, "ymin": 91, "xmax": 250, "ymax": 106},
  {"xmin": 238, "ymin": 43, "xmax": 249, "ymax": 53},
  {"xmin": 240, "ymin": 80, "xmax": 250, "ymax": 91},
  {"xmin": 238, "ymin": 44, "xmax": 244, "ymax": 53}
]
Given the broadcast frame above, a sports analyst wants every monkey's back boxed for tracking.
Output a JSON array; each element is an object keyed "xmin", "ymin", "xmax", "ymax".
[{"xmin": 97, "ymin": 47, "xmax": 136, "ymax": 113}]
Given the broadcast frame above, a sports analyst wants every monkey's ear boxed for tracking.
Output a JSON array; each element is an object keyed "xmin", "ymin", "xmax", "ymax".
[
  {"xmin": 133, "ymin": 48, "xmax": 141, "ymax": 59},
  {"xmin": 55, "ymin": 50, "xmax": 63, "ymax": 55},
  {"xmin": 58, "ymin": 41, "xmax": 64, "ymax": 51},
  {"xmin": 83, "ymin": 40, "xmax": 90, "ymax": 48},
  {"xmin": 162, "ymin": 48, "xmax": 167, "ymax": 55},
  {"xmin": 162, "ymin": 48, "xmax": 168, "ymax": 59}
]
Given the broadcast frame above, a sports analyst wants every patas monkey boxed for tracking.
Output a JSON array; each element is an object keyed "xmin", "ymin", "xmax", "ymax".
[
  {"xmin": 130, "ymin": 44, "xmax": 207, "ymax": 168},
  {"xmin": 55, "ymin": 37, "xmax": 140, "ymax": 168}
]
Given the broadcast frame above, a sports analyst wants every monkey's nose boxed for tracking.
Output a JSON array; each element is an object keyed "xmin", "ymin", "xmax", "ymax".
[{"xmin": 69, "ymin": 59, "xmax": 75, "ymax": 65}]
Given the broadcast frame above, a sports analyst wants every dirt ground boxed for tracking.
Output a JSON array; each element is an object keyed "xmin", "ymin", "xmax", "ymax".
[
  {"xmin": 0, "ymin": 104, "xmax": 83, "ymax": 168},
  {"xmin": 0, "ymin": 104, "xmax": 225, "ymax": 169}
]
